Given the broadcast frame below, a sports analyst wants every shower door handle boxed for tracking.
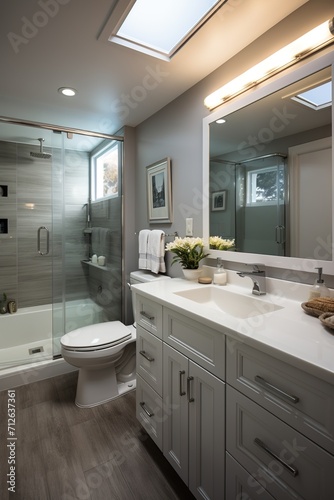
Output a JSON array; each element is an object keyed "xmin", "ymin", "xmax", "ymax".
[{"xmin": 37, "ymin": 226, "xmax": 49, "ymax": 255}]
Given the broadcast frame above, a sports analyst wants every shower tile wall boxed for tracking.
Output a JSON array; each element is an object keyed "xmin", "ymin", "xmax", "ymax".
[
  {"xmin": 88, "ymin": 196, "xmax": 122, "ymax": 321},
  {"xmin": 0, "ymin": 140, "xmax": 90, "ymax": 309}
]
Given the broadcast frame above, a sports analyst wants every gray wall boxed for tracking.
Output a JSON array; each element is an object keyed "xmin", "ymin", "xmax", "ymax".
[{"xmin": 134, "ymin": 0, "xmax": 333, "ymax": 279}]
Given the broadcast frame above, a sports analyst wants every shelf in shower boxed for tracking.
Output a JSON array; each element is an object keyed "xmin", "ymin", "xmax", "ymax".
[{"xmin": 81, "ymin": 260, "xmax": 109, "ymax": 271}]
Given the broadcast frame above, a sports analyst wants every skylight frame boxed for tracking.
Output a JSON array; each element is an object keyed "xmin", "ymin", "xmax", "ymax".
[
  {"xmin": 291, "ymin": 81, "xmax": 332, "ymax": 110},
  {"xmin": 102, "ymin": 0, "xmax": 226, "ymax": 61}
]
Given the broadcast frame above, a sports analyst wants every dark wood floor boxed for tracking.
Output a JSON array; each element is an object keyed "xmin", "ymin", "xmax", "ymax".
[{"xmin": 0, "ymin": 371, "xmax": 195, "ymax": 500}]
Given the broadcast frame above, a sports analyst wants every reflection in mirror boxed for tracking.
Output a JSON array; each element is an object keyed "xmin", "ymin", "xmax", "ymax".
[{"xmin": 209, "ymin": 65, "xmax": 332, "ymax": 262}]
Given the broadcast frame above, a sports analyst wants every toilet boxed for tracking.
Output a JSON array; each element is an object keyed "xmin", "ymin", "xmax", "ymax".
[{"xmin": 60, "ymin": 270, "xmax": 170, "ymax": 408}]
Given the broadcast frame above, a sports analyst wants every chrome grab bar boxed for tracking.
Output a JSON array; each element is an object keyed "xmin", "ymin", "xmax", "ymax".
[{"xmin": 37, "ymin": 226, "xmax": 49, "ymax": 255}]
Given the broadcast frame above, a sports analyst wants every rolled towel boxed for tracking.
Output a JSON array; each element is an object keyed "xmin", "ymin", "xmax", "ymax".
[{"xmin": 138, "ymin": 230, "xmax": 150, "ymax": 269}]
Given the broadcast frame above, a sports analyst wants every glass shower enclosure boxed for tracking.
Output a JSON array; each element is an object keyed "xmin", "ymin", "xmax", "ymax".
[{"xmin": 0, "ymin": 118, "xmax": 123, "ymax": 370}]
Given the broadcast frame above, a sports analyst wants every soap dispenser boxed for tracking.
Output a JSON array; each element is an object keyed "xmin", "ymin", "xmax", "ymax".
[
  {"xmin": 213, "ymin": 257, "xmax": 227, "ymax": 286},
  {"xmin": 309, "ymin": 267, "xmax": 330, "ymax": 299}
]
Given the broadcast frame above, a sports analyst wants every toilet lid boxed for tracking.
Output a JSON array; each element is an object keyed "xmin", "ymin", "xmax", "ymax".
[{"xmin": 60, "ymin": 321, "xmax": 132, "ymax": 351}]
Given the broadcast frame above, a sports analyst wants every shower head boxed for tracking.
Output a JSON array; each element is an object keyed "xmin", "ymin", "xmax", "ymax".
[{"xmin": 30, "ymin": 138, "xmax": 52, "ymax": 159}]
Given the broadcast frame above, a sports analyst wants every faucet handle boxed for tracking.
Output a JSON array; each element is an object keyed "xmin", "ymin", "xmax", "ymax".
[{"xmin": 249, "ymin": 263, "xmax": 266, "ymax": 273}]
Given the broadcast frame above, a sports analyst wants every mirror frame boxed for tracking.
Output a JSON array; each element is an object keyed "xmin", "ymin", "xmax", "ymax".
[{"xmin": 203, "ymin": 49, "xmax": 334, "ymax": 274}]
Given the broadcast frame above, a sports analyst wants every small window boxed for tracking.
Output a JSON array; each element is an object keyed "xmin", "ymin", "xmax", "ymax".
[
  {"xmin": 246, "ymin": 166, "xmax": 284, "ymax": 206},
  {"xmin": 91, "ymin": 142, "xmax": 121, "ymax": 202}
]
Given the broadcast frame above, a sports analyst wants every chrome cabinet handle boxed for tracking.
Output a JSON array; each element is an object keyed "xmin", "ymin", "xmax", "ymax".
[
  {"xmin": 254, "ymin": 438, "xmax": 299, "ymax": 477},
  {"xmin": 140, "ymin": 311, "xmax": 154, "ymax": 321},
  {"xmin": 255, "ymin": 375, "xmax": 299, "ymax": 404},
  {"xmin": 37, "ymin": 226, "xmax": 49, "ymax": 255},
  {"xmin": 179, "ymin": 370, "xmax": 186, "ymax": 396},
  {"xmin": 139, "ymin": 401, "xmax": 154, "ymax": 418},
  {"xmin": 187, "ymin": 376, "xmax": 194, "ymax": 403},
  {"xmin": 139, "ymin": 350, "xmax": 154, "ymax": 362}
]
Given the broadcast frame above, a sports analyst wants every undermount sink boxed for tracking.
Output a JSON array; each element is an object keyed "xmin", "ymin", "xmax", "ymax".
[{"xmin": 174, "ymin": 286, "xmax": 283, "ymax": 319}]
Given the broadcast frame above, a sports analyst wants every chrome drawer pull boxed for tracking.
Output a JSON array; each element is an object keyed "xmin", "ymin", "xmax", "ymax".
[
  {"xmin": 254, "ymin": 438, "xmax": 298, "ymax": 477},
  {"xmin": 179, "ymin": 370, "xmax": 186, "ymax": 396},
  {"xmin": 140, "ymin": 311, "xmax": 154, "ymax": 321},
  {"xmin": 187, "ymin": 376, "xmax": 194, "ymax": 403},
  {"xmin": 255, "ymin": 375, "xmax": 299, "ymax": 404},
  {"xmin": 140, "ymin": 401, "xmax": 154, "ymax": 417},
  {"xmin": 139, "ymin": 350, "xmax": 155, "ymax": 362}
]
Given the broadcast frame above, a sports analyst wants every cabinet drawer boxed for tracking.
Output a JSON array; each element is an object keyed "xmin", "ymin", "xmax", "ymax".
[
  {"xmin": 136, "ymin": 374, "xmax": 163, "ymax": 450},
  {"xmin": 163, "ymin": 307, "xmax": 225, "ymax": 380},
  {"xmin": 136, "ymin": 296, "xmax": 163, "ymax": 338},
  {"xmin": 226, "ymin": 453, "xmax": 275, "ymax": 500},
  {"xmin": 226, "ymin": 341, "xmax": 334, "ymax": 454},
  {"xmin": 136, "ymin": 325, "xmax": 162, "ymax": 395},
  {"xmin": 226, "ymin": 386, "xmax": 334, "ymax": 500}
]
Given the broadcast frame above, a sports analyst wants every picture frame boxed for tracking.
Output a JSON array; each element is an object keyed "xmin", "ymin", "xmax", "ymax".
[
  {"xmin": 146, "ymin": 157, "xmax": 172, "ymax": 223},
  {"xmin": 212, "ymin": 190, "xmax": 226, "ymax": 211}
]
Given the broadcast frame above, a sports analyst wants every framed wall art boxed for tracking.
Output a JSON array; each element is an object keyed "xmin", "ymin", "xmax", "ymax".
[
  {"xmin": 146, "ymin": 157, "xmax": 172, "ymax": 223},
  {"xmin": 212, "ymin": 190, "xmax": 226, "ymax": 211}
]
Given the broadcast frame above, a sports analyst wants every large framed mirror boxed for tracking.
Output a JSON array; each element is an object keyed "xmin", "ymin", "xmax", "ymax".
[{"xmin": 203, "ymin": 50, "xmax": 334, "ymax": 274}]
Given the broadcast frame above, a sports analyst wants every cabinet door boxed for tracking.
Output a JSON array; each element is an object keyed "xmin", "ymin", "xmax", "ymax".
[
  {"xmin": 163, "ymin": 344, "xmax": 189, "ymax": 484},
  {"xmin": 136, "ymin": 325, "xmax": 163, "ymax": 395},
  {"xmin": 188, "ymin": 360, "xmax": 225, "ymax": 500},
  {"xmin": 136, "ymin": 374, "xmax": 163, "ymax": 450}
]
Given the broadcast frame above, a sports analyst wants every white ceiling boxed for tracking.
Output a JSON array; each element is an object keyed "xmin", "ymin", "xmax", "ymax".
[{"xmin": 0, "ymin": 0, "xmax": 308, "ymax": 140}]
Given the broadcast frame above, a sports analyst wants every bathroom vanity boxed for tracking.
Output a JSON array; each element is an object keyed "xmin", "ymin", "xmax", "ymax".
[{"xmin": 133, "ymin": 274, "xmax": 334, "ymax": 500}]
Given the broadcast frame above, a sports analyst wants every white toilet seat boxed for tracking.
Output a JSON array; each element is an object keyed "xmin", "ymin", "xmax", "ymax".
[{"xmin": 61, "ymin": 321, "xmax": 132, "ymax": 352}]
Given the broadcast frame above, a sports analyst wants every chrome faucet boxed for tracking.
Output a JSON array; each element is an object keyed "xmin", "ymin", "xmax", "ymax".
[{"xmin": 237, "ymin": 264, "xmax": 266, "ymax": 295}]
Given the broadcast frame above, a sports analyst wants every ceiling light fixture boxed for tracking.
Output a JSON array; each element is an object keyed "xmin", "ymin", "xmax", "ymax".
[
  {"xmin": 58, "ymin": 87, "xmax": 77, "ymax": 97},
  {"xmin": 204, "ymin": 18, "xmax": 334, "ymax": 110}
]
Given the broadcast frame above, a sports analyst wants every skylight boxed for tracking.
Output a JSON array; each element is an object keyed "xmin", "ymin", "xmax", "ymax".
[
  {"xmin": 108, "ymin": 0, "xmax": 223, "ymax": 61},
  {"xmin": 291, "ymin": 81, "xmax": 332, "ymax": 110}
]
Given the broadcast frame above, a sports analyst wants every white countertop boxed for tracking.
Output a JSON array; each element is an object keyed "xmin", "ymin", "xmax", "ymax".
[{"xmin": 132, "ymin": 271, "xmax": 334, "ymax": 385}]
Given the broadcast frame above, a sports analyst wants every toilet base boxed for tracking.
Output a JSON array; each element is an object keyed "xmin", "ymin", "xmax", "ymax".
[{"xmin": 75, "ymin": 364, "xmax": 136, "ymax": 408}]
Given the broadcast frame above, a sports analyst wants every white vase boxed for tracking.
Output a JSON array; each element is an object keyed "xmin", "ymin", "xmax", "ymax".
[{"xmin": 182, "ymin": 268, "xmax": 203, "ymax": 281}]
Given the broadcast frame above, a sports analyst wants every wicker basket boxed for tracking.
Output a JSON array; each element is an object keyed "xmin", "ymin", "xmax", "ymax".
[
  {"xmin": 319, "ymin": 312, "xmax": 334, "ymax": 332},
  {"xmin": 301, "ymin": 302, "xmax": 323, "ymax": 317}
]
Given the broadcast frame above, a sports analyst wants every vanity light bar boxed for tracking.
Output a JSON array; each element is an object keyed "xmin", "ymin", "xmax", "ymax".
[{"xmin": 204, "ymin": 18, "xmax": 334, "ymax": 110}]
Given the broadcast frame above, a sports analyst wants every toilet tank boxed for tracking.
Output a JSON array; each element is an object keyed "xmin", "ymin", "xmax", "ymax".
[{"xmin": 129, "ymin": 271, "xmax": 170, "ymax": 323}]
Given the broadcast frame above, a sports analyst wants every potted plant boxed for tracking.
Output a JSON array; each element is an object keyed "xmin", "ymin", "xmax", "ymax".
[
  {"xmin": 165, "ymin": 237, "xmax": 209, "ymax": 280},
  {"xmin": 0, "ymin": 292, "xmax": 7, "ymax": 314}
]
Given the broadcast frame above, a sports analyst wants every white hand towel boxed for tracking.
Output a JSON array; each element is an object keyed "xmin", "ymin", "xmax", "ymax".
[
  {"xmin": 138, "ymin": 230, "xmax": 150, "ymax": 269},
  {"xmin": 147, "ymin": 230, "xmax": 166, "ymax": 274}
]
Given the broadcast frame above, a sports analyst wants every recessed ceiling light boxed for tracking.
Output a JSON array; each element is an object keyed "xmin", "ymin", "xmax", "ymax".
[
  {"xmin": 58, "ymin": 87, "xmax": 77, "ymax": 97},
  {"xmin": 216, "ymin": 119, "xmax": 226, "ymax": 124}
]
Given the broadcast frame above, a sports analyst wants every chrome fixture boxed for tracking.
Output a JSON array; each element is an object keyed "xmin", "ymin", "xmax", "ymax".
[
  {"xmin": 237, "ymin": 264, "xmax": 266, "ymax": 295},
  {"xmin": 30, "ymin": 138, "xmax": 52, "ymax": 159}
]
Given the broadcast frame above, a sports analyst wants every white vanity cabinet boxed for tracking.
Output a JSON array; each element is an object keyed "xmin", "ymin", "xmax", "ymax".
[
  {"xmin": 135, "ymin": 293, "xmax": 226, "ymax": 500},
  {"xmin": 163, "ymin": 343, "xmax": 225, "ymax": 500},
  {"xmin": 226, "ymin": 340, "xmax": 334, "ymax": 499},
  {"xmin": 135, "ymin": 297, "xmax": 164, "ymax": 449}
]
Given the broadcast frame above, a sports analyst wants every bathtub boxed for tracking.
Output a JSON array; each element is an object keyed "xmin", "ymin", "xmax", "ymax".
[{"xmin": 0, "ymin": 298, "xmax": 107, "ymax": 391}]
